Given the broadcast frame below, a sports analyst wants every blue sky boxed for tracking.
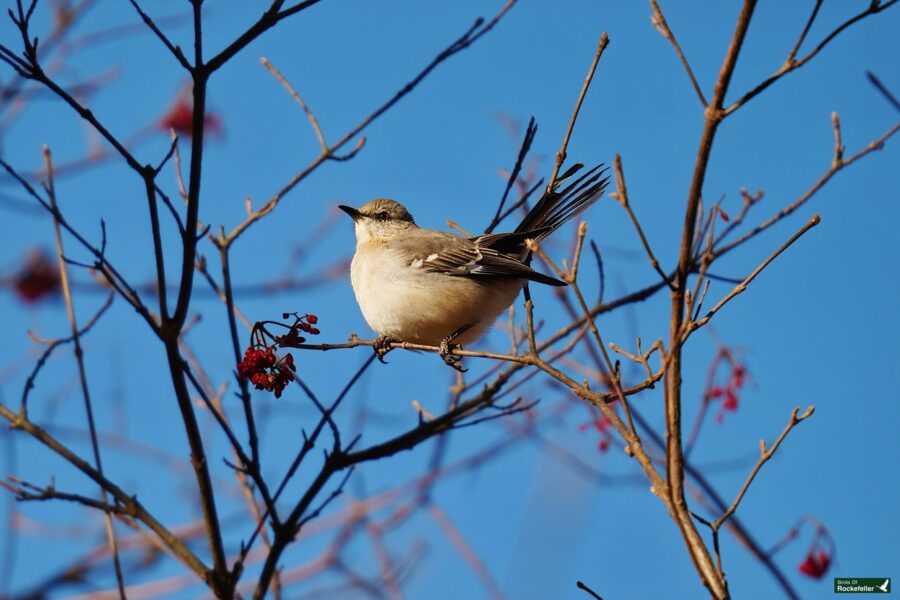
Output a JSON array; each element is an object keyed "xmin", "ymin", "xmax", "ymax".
[{"xmin": 1, "ymin": 2, "xmax": 898, "ymax": 598}]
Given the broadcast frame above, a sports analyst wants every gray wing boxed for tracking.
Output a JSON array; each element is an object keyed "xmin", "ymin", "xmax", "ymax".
[
  {"xmin": 515, "ymin": 163, "xmax": 609, "ymax": 236},
  {"xmin": 389, "ymin": 231, "xmax": 565, "ymax": 287}
]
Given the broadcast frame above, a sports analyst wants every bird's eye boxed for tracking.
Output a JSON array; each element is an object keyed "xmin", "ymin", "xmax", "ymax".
[{"xmin": 377, "ymin": 211, "xmax": 390, "ymax": 221}]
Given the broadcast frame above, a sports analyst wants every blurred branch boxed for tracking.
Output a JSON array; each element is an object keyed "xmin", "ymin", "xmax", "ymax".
[
  {"xmin": 21, "ymin": 294, "xmax": 113, "ymax": 413},
  {"xmin": 867, "ymin": 70, "xmax": 900, "ymax": 112},
  {"xmin": 43, "ymin": 146, "xmax": 126, "ymax": 597},
  {"xmin": 577, "ymin": 580, "xmax": 604, "ymax": 600},
  {"xmin": 0, "ymin": 404, "xmax": 210, "ymax": 581},
  {"xmin": 428, "ymin": 503, "xmax": 507, "ymax": 600}
]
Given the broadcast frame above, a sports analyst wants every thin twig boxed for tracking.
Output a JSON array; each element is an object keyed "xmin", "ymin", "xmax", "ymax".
[
  {"xmin": 126, "ymin": 0, "xmax": 192, "ymax": 71},
  {"xmin": 205, "ymin": 0, "xmax": 325, "ymax": 74},
  {"xmin": 611, "ymin": 154, "xmax": 674, "ymax": 289},
  {"xmin": 715, "ymin": 122, "xmax": 899, "ymax": 259},
  {"xmin": 691, "ymin": 215, "xmax": 820, "ymax": 335},
  {"xmin": 527, "ymin": 238, "xmax": 641, "ymax": 438},
  {"xmin": 44, "ymin": 146, "xmax": 126, "ymax": 598},
  {"xmin": 486, "ymin": 116, "xmax": 536, "ymax": 233},
  {"xmin": 830, "ymin": 111, "xmax": 844, "ymax": 169},
  {"xmin": 785, "ymin": 0, "xmax": 822, "ymax": 64},
  {"xmin": 224, "ymin": 1, "xmax": 517, "ymax": 247},
  {"xmin": 21, "ymin": 294, "xmax": 114, "ymax": 414},
  {"xmin": 701, "ymin": 407, "xmax": 815, "ymax": 578},
  {"xmin": 649, "ymin": 0, "xmax": 707, "ymax": 107},
  {"xmin": 525, "ymin": 239, "xmax": 667, "ymax": 500},
  {"xmin": 867, "ymin": 70, "xmax": 900, "ymax": 112},
  {"xmin": 0, "ymin": 160, "xmax": 160, "ymax": 334},
  {"xmin": 577, "ymin": 580, "xmax": 604, "ymax": 600},
  {"xmin": 0, "ymin": 404, "xmax": 210, "ymax": 580},
  {"xmin": 724, "ymin": 0, "xmax": 899, "ymax": 116},
  {"xmin": 546, "ymin": 32, "xmax": 609, "ymax": 192},
  {"xmin": 714, "ymin": 407, "xmax": 814, "ymax": 530},
  {"xmin": 429, "ymin": 503, "xmax": 507, "ymax": 600},
  {"xmin": 261, "ymin": 56, "xmax": 328, "ymax": 152}
]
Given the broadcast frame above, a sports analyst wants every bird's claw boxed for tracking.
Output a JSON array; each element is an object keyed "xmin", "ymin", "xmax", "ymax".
[
  {"xmin": 372, "ymin": 335, "xmax": 395, "ymax": 363},
  {"xmin": 439, "ymin": 337, "xmax": 466, "ymax": 372}
]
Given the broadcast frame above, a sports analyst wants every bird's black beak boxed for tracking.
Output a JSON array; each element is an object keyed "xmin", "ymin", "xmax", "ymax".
[{"xmin": 338, "ymin": 205, "xmax": 362, "ymax": 221}]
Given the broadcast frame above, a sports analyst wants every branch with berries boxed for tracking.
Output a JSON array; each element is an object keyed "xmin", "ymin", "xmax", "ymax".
[{"xmin": 237, "ymin": 312, "xmax": 320, "ymax": 398}]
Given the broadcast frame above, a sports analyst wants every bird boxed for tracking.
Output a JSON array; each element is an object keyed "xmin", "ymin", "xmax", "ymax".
[{"xmin": 339, "ymin": 162, "xmax": 609, "ymax": 369}]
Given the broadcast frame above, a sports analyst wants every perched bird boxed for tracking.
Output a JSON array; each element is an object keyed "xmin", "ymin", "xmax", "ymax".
[{"xmin": 340, "ymin": 163, "xmax": 608, "ymax": 368}]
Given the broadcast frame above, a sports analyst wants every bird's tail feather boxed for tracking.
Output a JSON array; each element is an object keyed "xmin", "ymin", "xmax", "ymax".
[{"xmin": 515, "ymin": 163, "xmax": 609, "ymax": 237}]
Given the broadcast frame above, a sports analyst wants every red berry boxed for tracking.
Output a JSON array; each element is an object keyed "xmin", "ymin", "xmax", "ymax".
[{"xmin": 798, "ymin": 550, "xmax": 830, "ymax": 579}]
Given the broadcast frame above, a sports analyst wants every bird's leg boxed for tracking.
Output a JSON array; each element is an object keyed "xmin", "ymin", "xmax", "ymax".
[
  {"xmin": 439, "ymin": 326, "xmax": 469, "ymax": 372},
  {"xmin": 372, "ymin": 335, "xmax": 396, "ymax": 364}
]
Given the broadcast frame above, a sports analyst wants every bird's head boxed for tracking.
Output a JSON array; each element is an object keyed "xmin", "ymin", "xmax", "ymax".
[{"xmin": 339, "ymin": 198, "xmax": 416, "ymax": 243}]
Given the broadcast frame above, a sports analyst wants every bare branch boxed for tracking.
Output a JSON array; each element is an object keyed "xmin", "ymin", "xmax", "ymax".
[
  {"xmin": 43, "ymin": 146, "xmax": 125, "ymax": 596},
  {"xmin": 0, "ymin": 405, "xmax": 210, "ymax": 581},
  {"xmin": 429, "ymin": 503, "xmax": 506, "ymax": 600},
  {"xmin": 126, "ymin": 0, "xmax": 192, "ymax": 71},
  {"xmin": 724, "ymin": 0, "xmax": 899, "ymax": 116},
  {"xmin": 611, "ymin": 154, "xmax": 674, "ymax": 289},
  {"xmin": 692, "ymin": 215, "xmax": 820, "ymax": 336},
  {"xmin": 715, "ymin": 122, "xmax": 899, "ymax": 259},
  {"xmin": 649, "ymin": 0, "xmax": 708, "ymax": 106},
  {"xmin": 261, "ymin": 56, "xmax": 327, "ymax": 152},
  {"xmin": 206, "ymin": 0, "xmax": 325, "ymax": 74},
  {"xmin": 715, "ymin": 406, "xmax": 815, "ymax": 530},
  {"xmin": 785, "ymin": 0, "xmax": 823, "ymax": 64},
  {"xmin": 577, "ymin": 580, "xmax": 604, "ymax": 600},
  {"xmin": 664, "ymin": 3, "xmax": 758, "ymax": 596},
  {"xmin": 546, "ymin": 32, "xmax": 609, "ymax": 192},
  {"xmin": 831, "ymin": 111, "xmax": 844, "ymax": 169},
  {"xmin": 223, "ymin": 1, "xmax": 517, "ymax": 247},
  {"xmin": 486, "ymin": 116, "xmax": 537, "ymax": 234},
  {"xmin": 867, "ymin": 70, "xmax": 900, "ymax": 112}
]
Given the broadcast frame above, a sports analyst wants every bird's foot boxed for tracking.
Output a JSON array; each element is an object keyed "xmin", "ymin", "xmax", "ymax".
[
  {"xmin": 372, "ymin": 335, "xmax": 396, "ymax": 364},
  {"xmin": 439, "ymin": 336, "xmax": 466, "ymax": 372}
]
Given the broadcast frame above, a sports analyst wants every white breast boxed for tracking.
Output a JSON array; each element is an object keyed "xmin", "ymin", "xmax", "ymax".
[{"xmin": 350, "ymin": 242, "xmax": 522, "ymax": 346}]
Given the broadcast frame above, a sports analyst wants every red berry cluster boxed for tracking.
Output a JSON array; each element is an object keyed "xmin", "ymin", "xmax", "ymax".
[
  {"xmin": 238, "ymin": 313, "xmax": 321, "ymax": 398},
  {"xmin": 705, "ymin": 349, "xmax": 749, "ymax": 424},
  {"xmin": 13, "ymin": 249, "xmax": 60, "ymax": 304},
  {"xmin": 158, "ymin": 97, "xmax": 223, "ymax": 139},
  {"xmin": 276, "ymin": 313, "xmax": 320, "ymax": 347},
  {"xmin": 578, "ymin": 403, "xmax": 618, "ymax": 453},
  {"xmin": 769, "ymin": 516, "xmax": 834, "ymax": 581},
  {"xmin": 797, "ymin": 549, "xmax": 831, "ymax": 579},
  {"xmin": 796, "ymin": 517, "xmax": 835, "ymax": 580},
  {"xmin": 237, "ymin": 347, "xmax": 296, "ymax": 398}
]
